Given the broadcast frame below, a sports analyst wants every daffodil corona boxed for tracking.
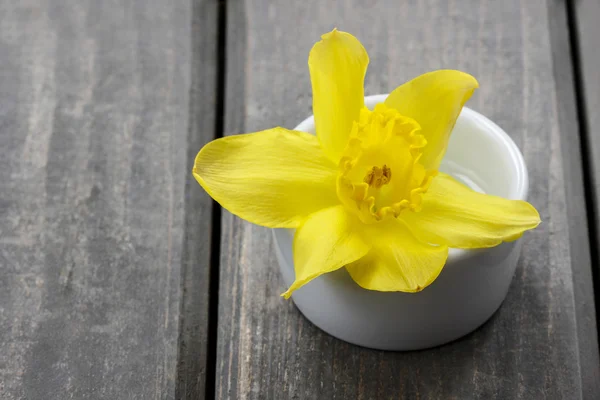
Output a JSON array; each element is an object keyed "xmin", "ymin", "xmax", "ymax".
[
  {"xmin": 193, "ymin": 29, "xmax": 540, "ymax": 299},
  {"xmin": 337, "ymin": 104, "xmax": 434, "ymax": 224}
]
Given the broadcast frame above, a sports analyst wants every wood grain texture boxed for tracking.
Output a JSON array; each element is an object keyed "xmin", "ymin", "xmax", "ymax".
[
  {"xmin": 572, "ymin": 0, "xmax": 600, "ymax": 144},
  {"xmin": 547, "ymin": 2, "xmax": 600, "ymax": 397},
  {"xmin": 0, "ymin": 1, "xmax": 215, "ymax": 398},
  {"xmin": 572, "ymin": 0, "xmax": 600, "ymax": 198},
  {"xmin": 216, "ymin": 0, "xmax": 600, "ymax": 399},
  {"xmin": 572, "ymin": 0, "xmax": 600, "ymax": 327},
  {"xmin": 176, "ymin": 0, "xmax": 219, "ymax": 398}
]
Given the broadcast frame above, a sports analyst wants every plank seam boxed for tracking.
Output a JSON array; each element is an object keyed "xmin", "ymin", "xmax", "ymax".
[
  {"xmin": 565, "ymin": 0, "xmax": 600, "ymax": 349},
  {"xmin": 175, "ymin": 0, "xmax": 226, "ymax": 397},
  {"xmin": 205, "ymin": 0, "xmax": 227, "ymax": 399}
]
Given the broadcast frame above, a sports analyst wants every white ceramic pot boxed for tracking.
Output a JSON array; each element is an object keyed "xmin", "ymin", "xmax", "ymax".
[{"xmin": 273, "ymin": 94, "xmax": 529, "ymax": 351}]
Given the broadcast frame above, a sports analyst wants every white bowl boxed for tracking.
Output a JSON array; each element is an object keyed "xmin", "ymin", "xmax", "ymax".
[{"xmin": 273, "ymin": 94, "xmax": 528, "ymax": 351}]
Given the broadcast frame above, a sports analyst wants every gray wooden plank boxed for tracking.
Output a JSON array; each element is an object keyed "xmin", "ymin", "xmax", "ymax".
[
  {"xmin": 216, "ymin": 0, "xmax": 600, "ymax": 399},
  {"xmin": 547, "ymin": 2, "xmax": 600, "ymax": 398},
  {"xmin": 549, "ymin": 3, "xmax": 600, "ymax": 399},
  {"xmin": 176, "ymin": 0, "xmax": 219, "ymax": 398},
  {"xmin": 0, "ymin": 0, "xmax": 215, "ymax": 398},
  {"xmin": 573, "ymin": 0, "xmax": 600, "ymax": 210},
  {"xmin": 571, "ymin": 0, "xmax": 600, "ymax": 362}
]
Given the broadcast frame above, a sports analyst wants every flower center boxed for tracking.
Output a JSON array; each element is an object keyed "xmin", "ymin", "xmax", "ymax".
[
  {"xmin": 363, "ymin": 165, "xmax": 392, "ymax": 188},
  {"xmin": 336, "ymin": 103, "xmax": 436, "ymax": 224}
]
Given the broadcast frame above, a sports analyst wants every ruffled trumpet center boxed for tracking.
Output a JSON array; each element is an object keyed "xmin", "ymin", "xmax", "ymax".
[{"xmin": 337, "ymin": 103, "xmax": 437, "ymax": 224}]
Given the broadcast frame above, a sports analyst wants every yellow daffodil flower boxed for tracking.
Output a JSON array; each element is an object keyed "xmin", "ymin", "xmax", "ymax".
[{"xmin": 193, "ymin": 29, "xmax": 541, "ymax": 299}]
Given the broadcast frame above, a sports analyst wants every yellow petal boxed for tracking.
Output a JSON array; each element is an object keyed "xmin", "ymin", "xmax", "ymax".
[
  {"xmin": 193, "ymin": 128, "xmax": 338, "ymax": 228},
  {"xmin": 346, "ymin": 220, "xmax": 448, "ymax": 292},
  {"xmin": 401, "ymin": 173, "xmax": 541, "ymax": 248},
  {"xmin": 282, "ymin": 205, "xmax": 370, "ymax": 299},
  {"xmin": 385, "ymin": 70, "xmax": 479, "ymax": 169},
  {"xmin": 309, "ymin": 29, "xmax": 369, "ymax": 162}
]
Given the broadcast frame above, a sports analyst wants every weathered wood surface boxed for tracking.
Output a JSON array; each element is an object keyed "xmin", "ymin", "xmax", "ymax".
[
  {"xmin": 572, "ymin": 0, "xmax": 600, "ymax": 304},
  {"xmin": 0, "ymin": 1, "xmax": 215, "ymax": 399},
  {"xmin": 217, "ymin": 0, "xmax": 600, "ymax": 399}
]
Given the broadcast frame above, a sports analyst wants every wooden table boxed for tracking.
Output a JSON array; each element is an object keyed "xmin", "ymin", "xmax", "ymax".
[{"xmin": 2, "ymin": 0, "xmax": 600, "ymax": 398}]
